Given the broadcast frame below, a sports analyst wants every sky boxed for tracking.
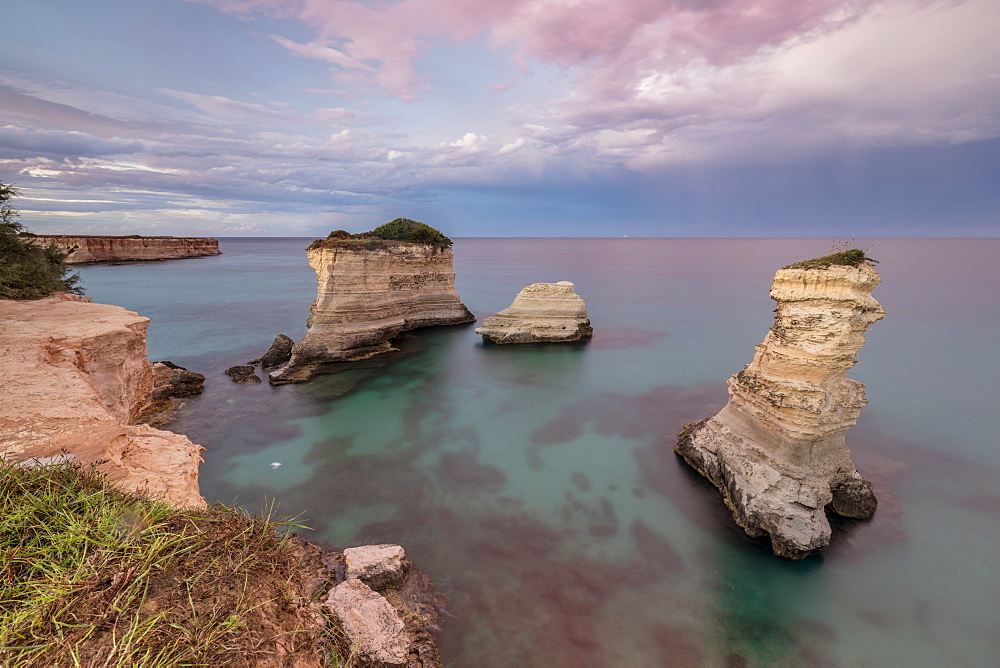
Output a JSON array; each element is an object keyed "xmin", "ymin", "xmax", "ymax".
[{"xmin": 1, "ymin": 0, "xmax": 998, "ymax": 237}]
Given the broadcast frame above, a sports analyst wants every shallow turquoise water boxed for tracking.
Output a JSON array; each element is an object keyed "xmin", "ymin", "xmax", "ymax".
[{"xmin": 75, "ymin": 238, "xmax": 1000, "ymax": 666}]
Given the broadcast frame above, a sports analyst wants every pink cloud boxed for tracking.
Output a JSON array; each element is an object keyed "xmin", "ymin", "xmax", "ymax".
[{"xmin": 195, "ymin": 0, "xmax": 869, "ymax": 100}]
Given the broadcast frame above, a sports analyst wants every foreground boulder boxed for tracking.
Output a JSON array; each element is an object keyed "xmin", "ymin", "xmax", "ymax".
[
  {"xmin": 345, "ymin": 544, "xmax": 410, "ymax": 590},
  {"xmin": 675, "ymin": 251, "xmax": 884, "ymax": 559},
  {"xmin": 475, "ymin": 281, "xmax": 593, "ymax": 344},
  {"xmin": 270, "ymin": 234, "xmax": 473, "ymax": 384},
  {"xmin": 324, "ymin": 579, "xmax": 410, "ymax": 666}
]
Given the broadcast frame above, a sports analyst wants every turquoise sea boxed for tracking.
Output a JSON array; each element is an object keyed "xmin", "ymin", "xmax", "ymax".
[{"xmin": 75, "ymin": 238, "xmax": 999, "ymax": 666}]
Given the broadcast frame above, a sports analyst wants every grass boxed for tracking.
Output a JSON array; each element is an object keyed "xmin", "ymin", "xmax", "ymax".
[
  {"xmin": 0, "ymin": 461, "xmax": 344, "ymax": 667},
  {"xmin": 782, "ymin": 248, "xmax": 876, "ymax": 269}
]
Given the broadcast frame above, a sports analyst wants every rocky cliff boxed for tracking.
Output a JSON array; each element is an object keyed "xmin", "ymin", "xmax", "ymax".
[
  {"xmin": 30, "ymin": 235, "xmax": 220, "ymax": 263},
  {"xmin": 675, "ymin": 257, "xmax": 884, "ymax": 559},
  {"xmin": 0, "ymin": 294, "xmax": 205, "ymax": 506},
  {"xmin": 476, "ymin": 280, "xmax": 593, "ymax": 344},
  {"xmin": 270, "ymin": 240, "xmax": 474, "ymax": 383}
]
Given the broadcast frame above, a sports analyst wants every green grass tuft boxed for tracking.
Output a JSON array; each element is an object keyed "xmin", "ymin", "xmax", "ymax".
[{"xmin": 0, "ymin": 461, "xmax": 344, "ymax": 666}]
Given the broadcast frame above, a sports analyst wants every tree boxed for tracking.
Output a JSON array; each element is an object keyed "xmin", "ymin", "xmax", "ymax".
[{"xmin": 0, "ymin": 182, "xmax": 84, "ymax": 300}]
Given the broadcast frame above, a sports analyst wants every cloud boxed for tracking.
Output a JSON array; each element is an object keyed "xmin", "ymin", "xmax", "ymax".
[
  {"xmin": 194, "ymin": 0, "xmax": 999, "ymax": 163},
  {"xmin": 498, "ymin": 138, "xmax": 525, "ymax": 155},
  {"xmin": 0, "ymin": 126, "xmax": 142, "ymax": 159}
]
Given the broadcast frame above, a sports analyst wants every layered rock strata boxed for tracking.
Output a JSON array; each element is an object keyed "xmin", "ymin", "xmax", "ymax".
[
  {"xmin": 475, "ymin": 280, "xmax": 593, "ymax": 343},
  {"xmin": 0, "ymin": 293, "xmax": 205, "ymax": 507},
  {"xmin": 29, "ymin": 235, "xmax": 220, "ymax": 263},
  {"xmin": 270, "ymin": 241, "xmax": 474, "ymax": 383},
  {"xmin": 675, "ymin": 262, "xmax": 884, "ymax": 559}
]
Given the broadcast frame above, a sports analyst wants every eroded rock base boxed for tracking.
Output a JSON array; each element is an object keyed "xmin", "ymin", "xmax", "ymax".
[{"xmin": 674, "ymin": 261, "xmax": 883, "ymax": 559}]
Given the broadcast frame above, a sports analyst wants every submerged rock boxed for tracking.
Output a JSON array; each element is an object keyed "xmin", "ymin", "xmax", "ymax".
[
  {"xmin": 675, "ymin": 255, "xmax": 884, "ymax": 559},
  {"xmin": 250, "ymin": 333, "xmax": 294, "ymax": 367},
  {"xmin": 270, "ymin": 239, "xmax": 473, "ymax": 384},
  {"xmin": 475, "ymin": 281, "xmax": 593, "ymax": 344},
  {"xmin": 225, "ymin": 365, "xmax": 261, "ymax": 384}
]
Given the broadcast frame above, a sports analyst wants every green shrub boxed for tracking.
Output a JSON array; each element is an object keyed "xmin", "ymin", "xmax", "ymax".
[
  {"xmin": 0, "ymin": 183, "xmax": 84, "ymax": 300},
  {"xmin": 783, "ymin": 248, "xmax": 876, "ymax": 269},
  {"xmin": 311, "ymin": 217, "xmax": 453, "ymax": 251},
  {"xmin": 370, "ymin": 218, "xmax": 452, "ymax": 247}
]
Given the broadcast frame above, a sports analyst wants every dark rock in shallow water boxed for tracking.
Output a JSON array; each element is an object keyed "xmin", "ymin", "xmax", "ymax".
[
  {"xmin": 153, "ymin": 361, "xmax": 205, "ymax": 397},
  {"xmin": 251, "ymin": 333, "xmax": 294, "ymax": 367},
  {"xmin": 830, "ymin": 479, "xmax": 878, "ymax": 519},
  {"xmin": 225, "ymin": 365, "xmax": 261, "ymax": 384}
]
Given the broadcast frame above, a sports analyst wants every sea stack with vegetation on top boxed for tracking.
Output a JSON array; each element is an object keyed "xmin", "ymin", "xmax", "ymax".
[
  {"xmin": 269, "ymin": 218, "xmax": 475, "ymax": 384},
  {"xmin": 675, "ymin": 249, "xmax": 884, "ymax": 559},
  {"xmin": 1, "ymin": 186, "xmax": 447, "ymax": 665}
]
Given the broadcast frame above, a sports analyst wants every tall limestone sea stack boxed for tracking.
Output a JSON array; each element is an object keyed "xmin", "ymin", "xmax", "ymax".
[
  {"xmin": 270, "ymin": 220, "xmax": 474, "ymax": 384},
  {"xmin": 675, "ymin": 250, "xmax": 884, "ymax": 559}
]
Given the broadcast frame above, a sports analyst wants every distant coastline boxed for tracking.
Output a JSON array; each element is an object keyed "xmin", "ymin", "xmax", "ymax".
[{"xmin": 27, "ymin": 235, "xmax": 221, "ymax": 264}]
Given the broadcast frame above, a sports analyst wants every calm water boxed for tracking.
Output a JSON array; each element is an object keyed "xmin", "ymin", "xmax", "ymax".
[{"xmin": 75, "ymin": 238, "xmax": 1000, "ymax": 666}]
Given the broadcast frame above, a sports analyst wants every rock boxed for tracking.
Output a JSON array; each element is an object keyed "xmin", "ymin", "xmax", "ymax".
[
  {"xmin": 475, "ymin": 281, "xmax": 593, "ymax": 343},
  {"xmin": 154, "ymin": 360, "xmax": 206, "ymax": 396},
  {"xmin": 0, "ymin": 294, "xmax": 205, "ymax": 507},
  {"xmin": 324, "ymin": 579, "xmax": 409, "ymax": 666},
  {"xmin": 344, "ymin": 544, "xmax": 410, "ymax": 590},
  {"xmin": 270, "ymin": 240, "xmax": 474, "ymax": 384},
  {"xmin": 26, "ymin": 235, "xmax": 220, "ymax": 264},
  {"xmin": 675, "ymin": 260, "xmax": 884, "ymax": 559},
  {"xmin": 830, "ymin": 479, "xmax": 878, "ymax": 519},
  {"xmin": 251, "ymin": 334, "xmax": 294, "ymax": 367},
  {"xmin": 225, "ymin": 365, "xmax": 261, "ymax": 383}
]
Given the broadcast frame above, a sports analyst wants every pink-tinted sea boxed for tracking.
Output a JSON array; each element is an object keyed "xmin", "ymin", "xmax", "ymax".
[{"xmin": 75, "ymin": 238, "xmax": 1000, "ymax": 666}]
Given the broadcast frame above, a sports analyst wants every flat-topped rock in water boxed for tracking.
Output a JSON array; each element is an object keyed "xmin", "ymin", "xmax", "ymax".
[
  {"xmin": 28, "ymin": 235, "xmax": 220, "ymax": 263},
  {"xmin": 675, "ymin": 252, "xmax": 884, "ymax": 559},
  {"xmin": 0, "ymin": 294, "xmax": 205, "ymax": 507},
  {"xmin": 270, "ymin": 234, "xmax": 474, "ymax": 384},
  {"xmin": 475, "ymin": 281, "xmax": 593, "ymax": 344}
]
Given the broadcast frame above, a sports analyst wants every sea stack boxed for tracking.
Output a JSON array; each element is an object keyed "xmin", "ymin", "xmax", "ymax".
[
  {"xmin": 675, "ymin": 250, "xmax": 884, "ymax": 559},
  {"xmin": 270, "ymin": 221, "xmax": 474, "ymax": 384},
  {"xmin": 475, "ymin": 281, "xmax": 593, "ymax": 344}
]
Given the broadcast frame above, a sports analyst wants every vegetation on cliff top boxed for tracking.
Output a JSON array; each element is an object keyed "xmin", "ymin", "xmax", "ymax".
[
  {"xmin": 783, "ymin": 248, "xmax": 877, "ymax": 269},
  {"xmin": 0, "ymin": 182, "xmax": 84, "ymax": 300},
  {"xmin": 309, "ymin": 218, "xmax": 452, "ymax": 250},
  {"xmin": 0, "ymin": 462, "xmax": 348, "ymax": 666}
]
